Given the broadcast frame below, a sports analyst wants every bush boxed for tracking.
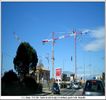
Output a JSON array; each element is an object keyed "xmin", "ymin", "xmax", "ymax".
[
  {"xmin": 2, "ymin": 70, "xmax": 43, "ymax": 95},
  {"xmin": 21, "ymin": 76, "xmax": 43, "ymax": 94},
  {"xmin": 2, "ymin": 70, "xmax": 18, "ymax": 84},
  {"xmin": 1, "ymin": 70, "xmax": 20, "ymax": 95},
  {"xmin": 36, "ymin": 83, "xmax": 43, "ymax": 93},
  {"xmin": 22, "ymin": 76, "xmax": 37, "ymax": 91}
]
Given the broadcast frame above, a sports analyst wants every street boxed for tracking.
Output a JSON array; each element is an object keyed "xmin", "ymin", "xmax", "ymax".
[
  {"xmin": 50, "ymin": 88, "xmax": 83, "ymax": 96},
  {"xmin": 33, "ymin": 88, "xmax": 83, "ymax": 96}
]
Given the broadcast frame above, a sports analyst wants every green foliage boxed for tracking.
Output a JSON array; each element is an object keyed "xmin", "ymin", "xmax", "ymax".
[
  {"xmin": 22, "ymin": 76, "xmax": 37, "ymax": 90},
  {"xmin": 2, "ymin": 70, "xmax": 18, "ymax": 84},
  {"xmin": 13, "ymin": 42, "xmax": 38, "ymax": 76},
  {"xmin": 21, "ymin": 76, "xmax": 43, "ymax": 94},
  {"xmin": 1, "ymin": 70, "xmax": 20, "ymax": 95},
  {"xmin": 2, "ymin": 70, "xmax": 43, "ymax": 95}
]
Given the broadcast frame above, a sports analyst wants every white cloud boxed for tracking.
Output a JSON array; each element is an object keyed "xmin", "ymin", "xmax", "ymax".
[
  {"xmin": 84, "ymin": 39, "xmax": 104, "ymax": 51},
  {"xmin": 83, "ymin": 27, "xmax": 105, "ymax": 52},
  {"xmin": 91, "ymin": 27, "xmax": 105, "ymax": 39}
]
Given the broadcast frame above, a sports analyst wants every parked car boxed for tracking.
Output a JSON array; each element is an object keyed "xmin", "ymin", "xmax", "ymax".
[
  {"xmin": 51, "ymin": 83, "xmax": 60, "ymax": 94},
  {"xmin": 82, "ymin": 80, "xmax": 105, "ymax": 96}
]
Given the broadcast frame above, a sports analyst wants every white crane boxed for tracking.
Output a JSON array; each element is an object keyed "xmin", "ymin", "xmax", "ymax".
[
  {"xmin": 13, "ymin": 32, "xmax": 22, "ymax": 43},
  {"xmin": 42, "ymin": 30, "xmax": 88, "ymax": 79}
]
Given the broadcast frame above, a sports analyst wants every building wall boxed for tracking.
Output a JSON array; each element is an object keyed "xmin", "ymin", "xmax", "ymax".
[{"xmin": 35, "ymin": 68, "xmax": 50, "ymax": 83}]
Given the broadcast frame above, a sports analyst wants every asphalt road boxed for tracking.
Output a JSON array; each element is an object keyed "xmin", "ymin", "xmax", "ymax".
[
  {"xmin": 49, "ymin": 88, "xmax": 83, "ymax": 96},
  {"xmin": 33, "ymin": 88, "xmax": 83, "ymax": 96}
]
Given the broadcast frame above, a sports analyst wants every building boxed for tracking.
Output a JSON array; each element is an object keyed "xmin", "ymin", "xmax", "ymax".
[
  {"xmin": 29, "ymin": 66, "xmax": 50, "ymax": 84},
  {"xmin": 55, "ymin": 71, "xmax": 75, "ymax": 88},
  {"xmin": 62, "ymin": 71, "xmax": 75, "ymax": 82},
  {"xmin": 35, "ymin": 66, "xmax": 50, "ymax": 84}
]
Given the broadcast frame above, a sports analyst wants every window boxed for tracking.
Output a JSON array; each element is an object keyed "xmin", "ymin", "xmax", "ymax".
[{"xmin": 85, "ymin": 81, "xmax": 104, "ymax": 92}]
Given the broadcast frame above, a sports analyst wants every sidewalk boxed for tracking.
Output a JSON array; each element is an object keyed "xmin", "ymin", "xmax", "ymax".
[{"xmin": 43, "ymin": 88, "xmax": 51, "ymax": 93}]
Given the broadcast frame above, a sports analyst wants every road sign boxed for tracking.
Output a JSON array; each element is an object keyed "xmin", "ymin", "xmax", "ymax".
[{"xmin": 56, "ymin": 68, "xmax": 62, "ymax": 78}]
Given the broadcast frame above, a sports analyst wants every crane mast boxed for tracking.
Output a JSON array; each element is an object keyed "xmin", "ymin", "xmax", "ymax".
[
  {"xmin": 51, "ymin": 32, "xmax": 55, "ymax": 78},
  {"xmin": 42, "ymin": 30, "xmax": 87, "ymax": 79}
]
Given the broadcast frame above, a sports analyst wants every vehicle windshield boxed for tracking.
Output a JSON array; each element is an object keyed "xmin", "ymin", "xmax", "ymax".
[{"xmin": 85, "ymin": 80, "xmax": 104, "ymax": 92}]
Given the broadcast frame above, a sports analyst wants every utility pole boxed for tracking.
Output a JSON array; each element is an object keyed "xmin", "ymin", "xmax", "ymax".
[{"xmin": 74, "ymin": 31, "xmax": 77, "ymax": 80}]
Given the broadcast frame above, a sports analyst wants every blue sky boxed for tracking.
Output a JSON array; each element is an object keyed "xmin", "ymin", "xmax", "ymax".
[{"xmin": 1, "ymin": 2, "xmax": 105, "ymax": 79}]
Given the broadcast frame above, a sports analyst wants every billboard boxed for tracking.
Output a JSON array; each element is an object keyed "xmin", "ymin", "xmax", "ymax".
[{"xmin": 56, "ymin": 68, "xmax": 62, "ymax": 78}]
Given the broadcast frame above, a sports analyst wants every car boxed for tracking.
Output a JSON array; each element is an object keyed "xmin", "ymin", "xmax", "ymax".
[
  {"xmin": 72, "ymin": 82, "xmax": 81, "ymax": 89},
  {"xmin": 51, "ymin": 83, "xmax": 60, "ymax": 94},
  {"xmin": 67, "ymin": 84, "xmax": 71, "ymax": 89},
  {"xmin": 82, "ymin": 80, "xmax": 105, "ymax": 96}
]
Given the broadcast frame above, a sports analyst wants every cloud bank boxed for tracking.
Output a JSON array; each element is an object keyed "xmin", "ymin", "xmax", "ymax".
[{"xmin": 83, "ymin": 27, "xmax": 105, "ymax": 52}]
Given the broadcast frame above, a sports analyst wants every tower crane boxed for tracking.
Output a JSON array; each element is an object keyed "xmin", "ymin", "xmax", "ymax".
[
  {"xmin": 42, "ymin": 30, "xmax": 88, "ymax": 79},
  {"xmin": 13, "ymin": 32, "xmax": 22, "ymax": 43}
]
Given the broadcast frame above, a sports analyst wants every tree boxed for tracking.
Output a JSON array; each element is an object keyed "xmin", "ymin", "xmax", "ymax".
[{"xmin": 13, "ymin": 42, "xmax": 38, "ymax": 77}]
